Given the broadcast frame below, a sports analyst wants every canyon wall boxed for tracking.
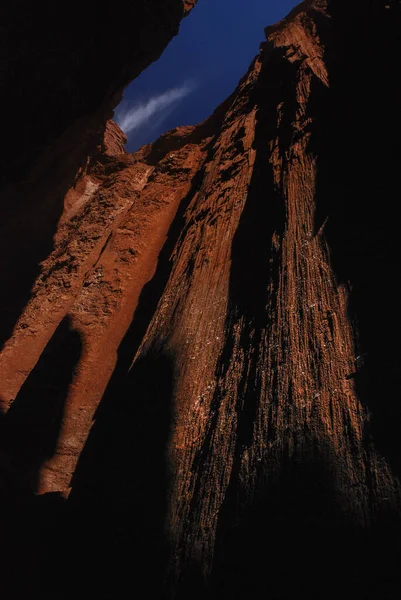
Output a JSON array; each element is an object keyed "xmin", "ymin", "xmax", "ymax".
[
  {"xmin": 1, "ymin": 1, "xmax": 401, "ymax": 598},
  {"xmin": 0, "ymin": 0, "xmax": 194, "ymax": 365}
]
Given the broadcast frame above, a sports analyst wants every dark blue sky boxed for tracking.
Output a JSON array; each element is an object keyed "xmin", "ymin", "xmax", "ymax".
[{"xmin": 115, "ymin": 0, "xmax": 300, "ymax": 152}]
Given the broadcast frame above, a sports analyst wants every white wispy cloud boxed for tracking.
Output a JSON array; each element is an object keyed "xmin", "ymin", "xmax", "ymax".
[{"xmin": 115, "ymin": 82, "xmax": 195, "ymax": 136}]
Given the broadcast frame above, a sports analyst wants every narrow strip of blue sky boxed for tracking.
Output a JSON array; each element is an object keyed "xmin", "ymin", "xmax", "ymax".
[{"xmin": 116, "ymin": 0, "xmax": 300, "ymax": 152}]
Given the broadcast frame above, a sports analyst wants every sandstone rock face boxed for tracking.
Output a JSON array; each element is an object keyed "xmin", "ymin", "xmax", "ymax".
[
  {"xmin": 0, "ymin": 1, "xmax": 194, "ymax": 188},
  {"xmin": 1, "ymin": 1, "xmax": 401, "ymax": 598},
  {"xmin": 0, "ymin": 0, "xmax": 196, "ymax": 380}
]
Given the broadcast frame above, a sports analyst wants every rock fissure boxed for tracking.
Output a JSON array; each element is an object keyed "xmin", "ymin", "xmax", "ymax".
[{"xmin": 1, "ymin": 1, "xmax": 401, "ymax": 598}]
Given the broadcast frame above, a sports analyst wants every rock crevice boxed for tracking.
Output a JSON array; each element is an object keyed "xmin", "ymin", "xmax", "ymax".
[{"xmin": 1, "ymin": 1, "xmax": 401, "ymax": 598}]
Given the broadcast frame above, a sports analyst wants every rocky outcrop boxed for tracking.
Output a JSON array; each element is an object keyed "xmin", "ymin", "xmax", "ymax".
[
  {"xmin": 0, "ymin": 1, "xmax": 196, "ymax": 596},
  {"xmin": 1, "ymin": 1, "xmax": 401, "ymax": 598},
  {"xmin": 0, "ymin": 0, "xmax": 195, "ymax": 371}
]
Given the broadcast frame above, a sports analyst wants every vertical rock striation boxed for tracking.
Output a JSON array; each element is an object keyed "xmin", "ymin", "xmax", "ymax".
[
  {"xmin": 0, "ymin": 1, "xmax": 400, "ymax": 598},
  {"xmin": 0, "ymin": 0, "xmax": 196, "ymax": 365}
]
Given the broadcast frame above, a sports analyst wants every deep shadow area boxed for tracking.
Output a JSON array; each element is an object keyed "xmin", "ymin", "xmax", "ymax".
[
  {"xmin": 0, "ymin": 189, "xmax": 66, "ymax": 349},
  {"xmin": 311, "ymin": 1, "xmax": 401, "ymax": 479},
  {"xmin": 1, "ymin": 2, "xmax": 399, "ymax": 598},
  {"xmin": 0, "ymin": 1, "xmax": 186, "ymax": 187},
  {"xmin": 219, "ymin": 45, "xmax": 297, "ymax": 449},
  {"xmin": 211, "ymin": 448, "xmax": 401, "ymax": 600},
  {"xmin": 55, "ymin": 350, "xmax": 176, "ymax": 599},
  {"xmin": 183, "ymin": 49, "xmax": 295, "ymax": 550},
  {"xmin": 0, "ymin": 132, "xmax": 104, "ymax": 350},
  {"xmin": 53, "ymin": 128, "xmax": 227, "ymax": 599},
  {"xmin": 0, "ymin": 316, "xmax": 82, "ymax": 599},
  {"xmin": 0, "ymin": 316, "xmax": 82, "ymax": 489},
  {"xmin": 188, "ymin": 4, "xmax": 401, "ymax": 596}
]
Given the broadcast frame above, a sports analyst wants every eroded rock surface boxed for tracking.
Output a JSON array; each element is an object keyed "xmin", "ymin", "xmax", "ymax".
[
  {"xmin": 1, "ymin": 1, "xmax": 401, "ymax": 598},
  {"xmin": 0, "ymin": 0, "xmax": 196, "ymax": 368}
]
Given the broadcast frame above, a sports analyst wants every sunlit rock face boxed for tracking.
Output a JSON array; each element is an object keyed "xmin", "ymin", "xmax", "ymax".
[
  {"xmin": 1, "ymin": 1, "xmax": 401, "ymax": 598},
  {"xmin": 0, "ymin": 0, "xmax": 196, "ymax": 372}
]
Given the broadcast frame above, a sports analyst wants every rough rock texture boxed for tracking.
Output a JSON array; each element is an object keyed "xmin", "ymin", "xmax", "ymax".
[
  {"xmin": 0, "ymin": 0, "xmax": 195, "ymax": 365},
  {"xmin": 0, "ymin": 0, "xmax": 196, "ymax": 597},
  {"xmin": 1, "ymin": 0, "xmax": 401, "ymax": 599}
]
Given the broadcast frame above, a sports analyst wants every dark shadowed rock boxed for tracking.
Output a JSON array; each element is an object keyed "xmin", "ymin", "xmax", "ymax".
[{"xmin": 1, "ymin": 1, "xmax": 401, "ymax": 598}]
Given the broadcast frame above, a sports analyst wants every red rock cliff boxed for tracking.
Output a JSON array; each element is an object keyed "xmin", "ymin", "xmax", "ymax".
[
  {"xmin": 1, "ymin": 1, "xmax": 401, "ymax": 598},
  {"xmin": 0, "ymin": 0, "xmax": 195, "ymax": 369}
]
